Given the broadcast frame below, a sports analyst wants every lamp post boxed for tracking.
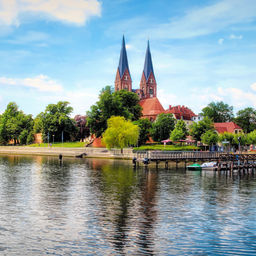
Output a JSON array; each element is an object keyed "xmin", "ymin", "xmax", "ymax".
[
  {"xmin": 53, "ymin": 135, "xmax": 55, "ymax": 145},
  {"xmin": 238, "ymin": 136, "xmax": 241, "ymax": 154}
]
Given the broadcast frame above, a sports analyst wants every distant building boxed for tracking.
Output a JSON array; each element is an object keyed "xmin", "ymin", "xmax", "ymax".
[
  {"xmin": 165, "ymin": 105, "xmax": 196, "ymax": 127},
  {"xmin": 192, "ymin": 114, "xmax": 204, "ymax": 123},
  {"xmin": 214, "ymin": 122, "xmax": 242, "ymax": 134}
]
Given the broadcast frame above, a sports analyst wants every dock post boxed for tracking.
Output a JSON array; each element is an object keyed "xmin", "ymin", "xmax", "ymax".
[
  {"xmin": 176, "ymin": 161, "xmax": 178, "ymax": 169},
  {"xmin": 165, "ymin": 161, "xmax": 168, "ymax": 170}
]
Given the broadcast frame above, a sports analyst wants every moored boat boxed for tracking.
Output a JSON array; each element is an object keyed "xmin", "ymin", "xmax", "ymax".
[
  {"xmin": 201, "ymin": 162, "xmax": 217, "ymax": 171},
  {"xmin": 187, "ymin": 163, "xmax": 202, "ymax": 171}
]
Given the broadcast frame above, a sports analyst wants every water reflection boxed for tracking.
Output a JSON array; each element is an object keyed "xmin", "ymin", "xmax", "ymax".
[{"xmin": 0, "ymin": 155, "xmax": 256, "ymax": 255}]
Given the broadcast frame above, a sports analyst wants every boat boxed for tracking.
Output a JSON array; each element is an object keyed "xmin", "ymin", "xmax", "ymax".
[
  {"xmin": 187, "ymin": 163, "xmax": 202, "ymax": 171},
  {"xmin": 201, "ymin": 162, "xmax": 217, "ymax": 171}
]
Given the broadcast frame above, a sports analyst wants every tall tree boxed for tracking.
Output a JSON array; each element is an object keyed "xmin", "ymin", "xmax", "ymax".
[
  {"xmin": 235, "ymin": 107, "xmax": 256, "ymax": 133},
  {"xmin": 201, "ymin": 101, "xmax": 234, "ymax": 122},
  {"xmin": 189, "ymin": 117, "xmax": 214, "ymax": 142},
  {"xmin": 87, "ymin": 87, "xmax": 142, "ymax": 137},
  {"xmin": 0, "ymin": 102, "xmax": 34, "ymax": 145},
  {"xmin": 102, "ymin": 116, "xmax": 139, "ymax": 152},
  {"xmin": 170, "ymin": 120, "xmax": 188, "ymax": 141},
  {"xmin": 38, "ymin": 101, "xmax": 77, "ymax": 142},
  {"xmin": 133, "ymin": 118, "xmax": 152, "ymax": 146},
  {"xmin": 151, "ymin": 113, "xmax": 175, "ymax": 142},
  {"xmin": 201, "ymin": 130, "xmax": 218, "ymax": 146}
]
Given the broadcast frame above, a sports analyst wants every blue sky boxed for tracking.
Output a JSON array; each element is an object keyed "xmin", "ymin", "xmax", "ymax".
[{"xmin": 0, "ymin": 0, "xmax": 256, "ymax": 117}]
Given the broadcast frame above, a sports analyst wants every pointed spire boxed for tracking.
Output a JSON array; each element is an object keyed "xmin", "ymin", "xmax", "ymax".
[
  {"xmin": 143, "ymin": 41, "xmax": 154, "ymax": 81},
  {"xmin": 118, "ymin": 35, "xmax": 130, "ymax": 78}
]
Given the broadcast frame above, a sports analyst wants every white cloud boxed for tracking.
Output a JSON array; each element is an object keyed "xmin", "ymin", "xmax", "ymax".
[
  {"xmin": 229, "ymin": 34, "xmax": 243, "ymax": 39},
  {"xmin": 251, "ymin": 83, "xmax": 256, "ymax": 91},
  {"xmin": 0, "ymin": 75, "xmax": 63, "ymax": 92},
  {"xmin": 0, "ymin": 0, "xmax": 101, "ymax": 26},
  {"xmin": 218, "ymin": 38, "xmax": 224, "ymax": 45}
]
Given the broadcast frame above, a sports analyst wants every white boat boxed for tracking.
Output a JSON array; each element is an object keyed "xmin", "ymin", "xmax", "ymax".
[{"xmin": 201, "ymin": 162, "xmax": 217, "ymax": 170}]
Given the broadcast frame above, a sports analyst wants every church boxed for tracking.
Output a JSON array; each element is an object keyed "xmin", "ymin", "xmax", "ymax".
[{"xmin": 114, "ymin": 36, "xmax": 196, "ymax": 123}]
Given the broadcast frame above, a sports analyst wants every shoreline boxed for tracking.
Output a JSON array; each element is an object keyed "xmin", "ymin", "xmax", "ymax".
[{"xmin": 0, "ymin": 146, "xmax": 135, "ymax": 160}]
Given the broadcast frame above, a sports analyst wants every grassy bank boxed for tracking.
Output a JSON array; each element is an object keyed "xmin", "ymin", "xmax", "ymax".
[
  {"xmin": 133, "ymin": 144, "xmax": 199, "ymax": 151},
  {"xmin": 28, "ymin": 142, "xmax": 85, "ymax": 148}
]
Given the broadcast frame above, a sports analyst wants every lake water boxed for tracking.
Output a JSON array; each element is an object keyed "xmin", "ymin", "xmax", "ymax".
[{"xmin": 0, "ymin": 155, "xmax": 256, "ymax": 255}]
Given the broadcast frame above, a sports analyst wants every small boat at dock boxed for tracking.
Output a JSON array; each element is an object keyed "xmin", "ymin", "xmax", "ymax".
[
  {"xmin": 187, "ymin": 163, "xmax": 202, "ymax": 171},
  {"xmin": 201, "ymin": 162, "xmax": 217, "ymax": 171}
]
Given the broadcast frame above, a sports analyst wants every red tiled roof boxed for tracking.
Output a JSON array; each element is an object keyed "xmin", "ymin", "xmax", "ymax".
[
  {"xmin": 214, "ymin": 122, "xmax": 242, "ymax": 134},
  {"xmin": 165, "ymin": 105, "xmax": 196, "ymax": 120},
  {"xmin": 139, "ymin": 97, "xmax": 165, "ymax": 116}
]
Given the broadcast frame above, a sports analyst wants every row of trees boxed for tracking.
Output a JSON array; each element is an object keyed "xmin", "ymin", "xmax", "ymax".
[
  {"xmin": 201, "ymin": 101, "xmax": 256, "ymax": 133},
  {"xmin": 0, "ymin": 101, "xmax": 81, "ymax": 145}
]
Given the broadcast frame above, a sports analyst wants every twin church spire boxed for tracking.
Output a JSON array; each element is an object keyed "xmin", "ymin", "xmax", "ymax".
[{"xmin": 115, "ymin": 36, "xmax": 157, "ymax": 99}]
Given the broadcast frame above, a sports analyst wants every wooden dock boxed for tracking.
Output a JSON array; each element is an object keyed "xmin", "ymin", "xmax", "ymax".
[{"xmin": 133, "ymin": 151, "xmax": 256, "ymax": 171}]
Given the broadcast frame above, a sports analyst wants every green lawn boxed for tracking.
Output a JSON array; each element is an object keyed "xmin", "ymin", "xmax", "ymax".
[
  {"xmin": 133, "ymin": 144, "xmax": 199, "ymax": 151},
  {"xmin": 28, "ymin": 142, "xmax": 86, "ymax": 148}
]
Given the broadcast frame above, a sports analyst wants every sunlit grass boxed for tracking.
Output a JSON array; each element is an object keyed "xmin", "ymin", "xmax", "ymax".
[{"xmin": 28, "ymin": 142, "xmax": 85, "ymax": 148}]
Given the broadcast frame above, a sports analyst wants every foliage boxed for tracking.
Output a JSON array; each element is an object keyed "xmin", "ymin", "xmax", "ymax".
[
  {"xmin": 37, "ymin": 101, "xmax": 78, "ymax": 142},
  {"xmin": 232, "ymin": 133, "xmax": 247, "ymax": 146},
  {"xmin": 247, "ymin": 130, "xmax": 256, "ymax": 145},
  {"xmin": 235, "ymin": 107, "xmax": 256, "ymax": 133},
  {"xmin": 218, "ymin": 132, "xmax": 234, "ymax": 144},
  {"xmin": 74, "ymin": 115, "xmax": 90, "ymax": 140},
  {"xmin": 201, "ymin": 101, "xmax": 234, "ymax": 122},
  {"xmin": 0, "ymin": 102, "xmax": 34, "ymax": 145},
  {"xmin": 201, "ymin": 130, "xmax": 218, "ymax": 145},
  {"xmin": 133, "ymin": 144, "xmax": 199, "ymax": 151},
  {"xmin": 189, "ymin": 117, "xmax": 214, "ymax": 141},
  {"xmin": 28, "ymin": 142, "xmax": 86, "ymax": 147},
  {"xmin": 170, "ymin": 120, "xmax": 188, "ymax": 141},
  {"xmin": 133, "ymin": 118, "xmax": 152, "ymax": 146},
  {"xmin": 102, "ymin": 116, "xmax": 139, "ymax": 150},
  {"xmin": 87, "ymin": 87, "xmax": 142, "ymax": 137},
  {"xmin": 151, "ymin": 113, "xmax": 175, "ymax": 142}
]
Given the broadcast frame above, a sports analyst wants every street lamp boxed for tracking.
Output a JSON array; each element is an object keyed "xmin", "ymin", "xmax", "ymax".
[{"xmin": 53, "ymin": 135, "xmax": 55, "ymax": 145}]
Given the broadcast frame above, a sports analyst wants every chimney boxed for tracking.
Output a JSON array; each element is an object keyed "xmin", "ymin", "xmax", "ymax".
[{"xmin": 169, "ymin": 105, "xmax": 172, "ymax": 110}]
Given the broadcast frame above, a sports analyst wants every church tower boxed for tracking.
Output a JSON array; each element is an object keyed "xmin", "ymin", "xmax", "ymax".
[
  {"xmin": 140, "ymin": 41, "xmax": 157, "ymax": 99},
  {"xmin": 115, "ymin": 36, "xmax": 132, "ymax": 92}
]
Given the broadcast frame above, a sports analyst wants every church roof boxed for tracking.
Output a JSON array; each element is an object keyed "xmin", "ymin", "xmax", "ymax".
[
  {"xmin": 139, "ymin": 97, "xmax": 164, "ymax": 116},
  {"xmin": 118, "ymin": 36, "xmax": 130, "ymax": 78},
  {"xmin": 143, "ymin": 41, "xmax": 155, "ymax": 81}
]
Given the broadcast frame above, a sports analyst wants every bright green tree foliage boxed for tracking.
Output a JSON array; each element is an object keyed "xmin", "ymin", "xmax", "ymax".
[
  {"xmin": 87, "ymin": 87, "xmax": 142, "ymax": 137},
  {"xmin": 102, "ymin": 116, "xmax": 139, "ymax": 150},
  {"xmin": 133, "ymin": 118, "xmax": 152, "ymax": 146},
  {"xmin": 151, "ymin": 113, "xmax": 175, "ymax": 142},
  {"xmin": 218, "ymin": 132, "xmax": 234, "ymax": 144},
  {"xmin": 38, "ymin": 101, "xmax": 77, "ymax": 142},
  {"xmin": 170, "ymin": 120, "xmax": 188, "ymax": 141},
  {"xmin": 0, "ymin": 102, "xmax": 34, "ymax": 145},
  {"xmin": 201, "ymin": 130, "xmax": 218, "ymax": 145},
  {"xmin": 235, "ymin": 107, "xmax": 256, "ymax": 133},
  {"xmin": 247, "ymin": 130, "xmax": 256, "ymax": 145},
  {"xmin": 201, "ymin": 101, "xmax": 234, "ymax": 122},
  {"xmin": 189, "ymin": 117, "xmax": 214, "ymax": 142},
  {"xmin": 232, "ymin": 133, "xmax": 247, "ymax": 146}
]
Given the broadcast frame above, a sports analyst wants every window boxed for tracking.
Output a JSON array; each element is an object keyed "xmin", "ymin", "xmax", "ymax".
[
  {"xmin": 149, "ymin": 88, "xmax": 153, "ymax": 96},
  {"xmin": 124, "ymin": 76, "xmax": 128, "ymax": 80},
  {"xmin": 150, "ymin": 79, "xmax": 153, "ymax": 83}
]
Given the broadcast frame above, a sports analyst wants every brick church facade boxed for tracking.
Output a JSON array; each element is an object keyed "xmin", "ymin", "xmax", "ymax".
[{"xmin": 115, "ymin": 36, "xmax": 196, "ymax": 122}]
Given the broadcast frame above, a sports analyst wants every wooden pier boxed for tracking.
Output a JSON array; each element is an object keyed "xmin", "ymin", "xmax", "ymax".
[{"xmin": 133, "ymin": 151, "xmax": 256, "ymax": 171}]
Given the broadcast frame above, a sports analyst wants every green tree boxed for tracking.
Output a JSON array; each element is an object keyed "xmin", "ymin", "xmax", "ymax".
[
  {"xmin": 232, "ymin": 133, "xmax": 247, "ymax": 146},
  {"xmin": 170, "ymin": 120, "xmax": 188, "ymax": 141},
  {"xmin": 133, "ymin": 118, "xmax": 152, "ymax": 146},
  {"xmin": 218, "ymin": 132, "xmax": 234, "ymax": 144},
  {"xmin": 201, "ymin": 130, "xmax": 218, "ymax": 146},
  {"xmin": 201, "ymin": 101, "xmax": 234, "ymax": 122},
  {"xmin": 189, "ymin": 117, "xmax": 214, "ymax": 142},
  {"xmin": 87, "ymin": 87, "xmax": 142, "ymax": 137},
  {"xmin": 102, "ymin": 116, "xmax": 139, "ymax": 151},
  {"xmin": 235, "ymin": 107, "xmax": 256, "ymax": 133},
  {"xmin": 0, "ymin": 102, "xmax": 34, "ymax": 145},
  {"xmin": 151, "ymin": 113, "xmax": 175, "ymax": 142},
  {"xmin": 39, "ymin": 101, "xmax": 77, "ymax": 142}
]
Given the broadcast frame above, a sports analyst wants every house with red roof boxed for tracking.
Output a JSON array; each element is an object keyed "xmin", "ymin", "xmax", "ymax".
[{"xmin": 214, "ymin": 122, "xmax": 242, "ymax": 134}]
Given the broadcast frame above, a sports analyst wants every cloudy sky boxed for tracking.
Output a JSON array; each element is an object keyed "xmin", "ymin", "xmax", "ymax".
[{"xmin": 0, "ymin": 0, "xmax": 256, "ymax": 117}]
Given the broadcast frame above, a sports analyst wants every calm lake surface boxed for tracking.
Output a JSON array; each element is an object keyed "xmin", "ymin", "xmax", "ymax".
[{"xmin": 0, "ymin": 155, "xmax": 256, "ymax": 255}]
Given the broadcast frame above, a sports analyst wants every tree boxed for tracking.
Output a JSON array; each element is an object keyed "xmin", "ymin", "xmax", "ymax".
[
  {"xmin": 87, "ymin": 87, "xmax": 142, "ymax": 137},
  {"xmin": 74, "ymin": 115, "xmax": 90, "ymax": 141},
  {"xmin": 247, "ymin": 130, "xmax": 256, "ymax": 145},
  {"xmin": 102, "ymin": 116, "xmax": 139, "ymax": 151},
  {"xmin": 38, "ymin": 101, "xmax": 77, "ymax": 142},
  {"xmin": 201, "ymin": 130, "xmax": 218, "ymax": 146},
  {"xmin": 151, "ymin": 113, "xmax": 175, "ymax": 142},
  {"xmin": 133, "ymin": 118, "xmax": 152, "ymax": 146},
  {"xmin": 235, "ymin": 107, "xmax": 256, "ymax": 133},
  {"xmin": 189, "ymin": 117, "xmax": 214, "ymax": 142},
  {"xmin": 170, "ymin": 120, "xmax": 188, "ymax": 141},
  {"xmin": 0, "ymin": 102, "xmax": 34, "ymax": 145},
  {"xmin": 201, "ymin": 101, "xmax": 234, "ymax": 122}
]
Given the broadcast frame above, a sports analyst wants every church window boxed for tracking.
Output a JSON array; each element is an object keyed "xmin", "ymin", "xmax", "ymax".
[
  {"xmin": 149, "ymin": 88, "xmax": 153, "ymax": 96},
  {"xmin": 124, "ymin": 75, "xmax": 128, "ymax": 80},
  {"xmin": 150, "ymin": 78, "xmax": 153, "ymax": 83}
]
